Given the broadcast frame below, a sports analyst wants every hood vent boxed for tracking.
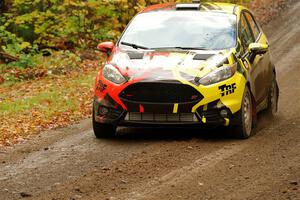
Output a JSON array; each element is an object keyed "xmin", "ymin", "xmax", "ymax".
[
  {"xmin": 127, "ymin": 52, "xmax": 144, "ymax": 59},
  {"xmin": 193, "ymin": 54, "xmax": 214, "ymax": 60}
]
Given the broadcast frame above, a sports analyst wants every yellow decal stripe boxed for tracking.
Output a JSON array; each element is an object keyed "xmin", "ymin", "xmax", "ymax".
[
  {"xmin": 217, "ymin": 100, "xmax": 222, "ymax": 109},
  {"xmin": 202, "ymin": 116, "xmax": 207, "ymax": 124},
  {"xmin": 228, "ymin": 54, "xmax": 235, "ymax": 64},
  {"xmin": 173, "ymin": 103, "xmax": 179, "ymax": 113},
  {"xmin": 224, "ymin": 118, "xmax": 230, "ymax": 126},
  {"xmin": 203, "ymin": 104, "xmax": 208, "ymax": 111}
]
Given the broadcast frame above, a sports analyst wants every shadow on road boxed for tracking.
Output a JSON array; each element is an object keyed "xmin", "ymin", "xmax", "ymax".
[
  {"xmin": 98, "ymin": 111, "xmax": 280, "ymax": 143},
  {"xmin": 113, "ymin": 127, "xmax": 235, "ymax": 142}
]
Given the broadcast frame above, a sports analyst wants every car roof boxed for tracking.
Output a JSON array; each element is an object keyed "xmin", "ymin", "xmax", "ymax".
[{"xmin": 141, "ymin": 2, "xmax": 248, "ymax": 15}]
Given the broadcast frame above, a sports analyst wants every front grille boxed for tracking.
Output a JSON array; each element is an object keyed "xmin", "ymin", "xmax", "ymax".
[
  {"xmin": 124, "ymin": 112, "xmax": 198, "ymax": 122},
  {"xmin": 202, "ymin": 110, "xmax": 220, "ymax": 119},
  {"xmin": 119, "ymin": 82, "xmax": 203, "ymax": 103},
  {"xmin": 198, "ymin": 110, "xmax": 224, "ymax": 124}
]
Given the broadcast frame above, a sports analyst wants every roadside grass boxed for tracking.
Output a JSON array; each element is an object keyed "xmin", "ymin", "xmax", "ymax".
[{"xmin": 0, "ymin": 63, "xmax": 98, "ymax": 146}]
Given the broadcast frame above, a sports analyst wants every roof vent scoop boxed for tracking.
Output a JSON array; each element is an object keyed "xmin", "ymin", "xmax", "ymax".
[{"xmin": 176, "ymin": 3, "xmax": 201, "ymax": 11}]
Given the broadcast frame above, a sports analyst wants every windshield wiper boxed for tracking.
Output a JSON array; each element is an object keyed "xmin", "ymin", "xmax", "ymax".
[
  {"xmin": 152, "ymin": 46, "xmax": 208, "ymax": 51},
  {"xmin": 120, "ymin": 41, "xmax": 149, "ymax": 50},
  {"xmin": 120, "ymin": 43, "xmax": 208, "ymax": 51},
  {"xmin": 173, "ymin": 47, "xmax": 208, "ymax": 50}
]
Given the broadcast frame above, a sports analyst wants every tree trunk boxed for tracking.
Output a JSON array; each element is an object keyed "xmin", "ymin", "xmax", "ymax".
[{"xmin": 0, "ymin": 46, "xmax": 18, "ymax": 62}]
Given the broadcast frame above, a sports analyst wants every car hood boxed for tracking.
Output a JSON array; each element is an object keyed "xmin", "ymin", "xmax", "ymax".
[{"xmin": 108, "ymin": 48, "xmax": 234, "ymax": 82}]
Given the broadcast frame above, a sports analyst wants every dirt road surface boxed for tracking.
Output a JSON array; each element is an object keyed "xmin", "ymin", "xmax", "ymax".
[{"xmin": 0, "ymin": 2, "xmax": 299, "ymax": 200}]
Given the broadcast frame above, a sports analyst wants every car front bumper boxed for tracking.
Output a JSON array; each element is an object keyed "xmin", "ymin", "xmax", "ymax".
[{"xmin": 93, "ymin": 72, "xmax": 247, "ymax": 127}]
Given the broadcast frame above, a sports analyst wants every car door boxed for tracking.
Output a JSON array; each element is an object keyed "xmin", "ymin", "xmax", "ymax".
[
  {"xmin": 239, "ymin": 11, "xmax": 269, "ymax": 104},
  {"xmin": 244, "ymin": 11, "xmax": 272, "ymax": 103}
]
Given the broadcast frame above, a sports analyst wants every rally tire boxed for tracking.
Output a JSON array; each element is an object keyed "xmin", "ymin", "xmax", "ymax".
[
  {"xmin": 233, "ymin": 87, "xmax": 253, "ymax": 139},
  {"xmin": 266, "ymin": 77, "xmax": 279, "ymax": 117},
  {"xmin": 93, "ymin": 121, "xmax": 117, "ymax": 138},
  {"xmin": 92, "ymin": 114, "xmax": 116, "ymax": 138}
]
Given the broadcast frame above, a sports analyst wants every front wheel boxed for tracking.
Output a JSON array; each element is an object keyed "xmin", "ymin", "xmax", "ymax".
[
  {"xmin": 92, "ymin": 113, "xmax": 117, "ymax": 138},
  {"xmin": 233, "ymin": 87, "xmax": 253, "ymax": 139}
]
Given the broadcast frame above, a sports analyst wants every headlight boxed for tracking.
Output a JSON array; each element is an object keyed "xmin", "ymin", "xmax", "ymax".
[
  {"xmin": 199, "ymin": 65, "xmax": 236, "ymax": 86},
  {"xmin": 102, "ymin": 64, "xmax": 126, "ymax": 84}
]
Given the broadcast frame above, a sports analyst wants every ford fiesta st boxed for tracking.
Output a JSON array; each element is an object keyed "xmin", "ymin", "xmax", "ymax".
[{"xmin": 93, "ymin": 1, "xmax": 279, "ymax": 139}]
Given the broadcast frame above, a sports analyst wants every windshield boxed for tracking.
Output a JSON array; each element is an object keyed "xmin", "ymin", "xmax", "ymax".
[{"xmin": 119, "ymin": 11, "xmax": 237, "ymax": 50}]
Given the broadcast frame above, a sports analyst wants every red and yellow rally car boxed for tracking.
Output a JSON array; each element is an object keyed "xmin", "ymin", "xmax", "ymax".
[{"xmin": 93, "ymin": 2, "xmax": 279, "ymax": 139}]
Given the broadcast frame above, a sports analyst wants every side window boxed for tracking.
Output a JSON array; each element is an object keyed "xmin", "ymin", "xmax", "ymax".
[
  {"xmin": 244, "ymin": 12, "xmax": 260, "ymax": 40},
  {"xmin": 239, "ymin": 13, "xmax": 255, "ymax": 52}
]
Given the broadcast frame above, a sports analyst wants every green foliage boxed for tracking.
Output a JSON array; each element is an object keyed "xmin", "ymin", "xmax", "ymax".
[
  {"xmin": 33, "ymin": 50, "xmax": 82, "ymax": 71},
  {"xmin": 0, "ymin": 24, "xmax": 30, "ymax": 56},
  {"xmin": 11, "ymin": 54, "xmax": 35, "ymax": 68},
  {"xmin": 1, "ymin": 0, "xmax": 119, "ymax": 49}
]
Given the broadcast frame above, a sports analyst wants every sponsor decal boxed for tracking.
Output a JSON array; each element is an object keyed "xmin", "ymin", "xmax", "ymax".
[
  {"xmin": 219, "ymin": 83, "xmax": 237, "ymax": 96},
  {"xmin": 97, "ymin": 80, "xmax": 107, "ymax": 92}
]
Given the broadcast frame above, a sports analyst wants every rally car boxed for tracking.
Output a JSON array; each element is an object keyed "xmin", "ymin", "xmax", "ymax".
[{"xmin": 93, "ymin": 1, "xmax": 279, "ymax": 139}]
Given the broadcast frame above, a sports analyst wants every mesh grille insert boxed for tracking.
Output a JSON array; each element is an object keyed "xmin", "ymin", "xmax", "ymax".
[
  {"xmin": 120, "ymin": 82, "xmax": 203, "ymax": 103},
  {"xmin": 125, "ymin": 112, "xmax": 198, "ymax": 122}
]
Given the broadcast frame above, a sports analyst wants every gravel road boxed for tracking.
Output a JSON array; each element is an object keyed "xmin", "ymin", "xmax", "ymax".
[{"xmin": 0, "ymin": 2, "xmax": 299, "ymax": 200}]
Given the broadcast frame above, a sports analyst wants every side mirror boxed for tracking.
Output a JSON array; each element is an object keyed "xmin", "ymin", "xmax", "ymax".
[
  {"xmin": 97, "ymin": 42, "xmax": 114, "ymax": 56},
  {"xmin": 248, "ymin": 43, "xmax": 269, "ymax": 55}
]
